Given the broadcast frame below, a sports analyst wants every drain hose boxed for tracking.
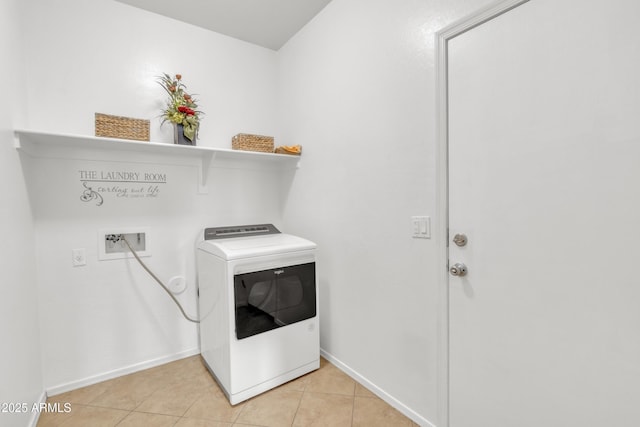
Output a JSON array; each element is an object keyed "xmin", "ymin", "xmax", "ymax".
[{"xmin": 122, "ymin": 237, "xmax": 200, "ymax": 323}]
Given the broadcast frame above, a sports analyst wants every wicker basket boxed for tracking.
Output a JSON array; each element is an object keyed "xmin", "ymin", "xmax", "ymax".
[
  {"xmin": 232, "ymin": 133, "xmax": 274, "ymax": 153},
  {"xmin": 95, "ymin": 113, "xmax": 150, "ymax": 141}
]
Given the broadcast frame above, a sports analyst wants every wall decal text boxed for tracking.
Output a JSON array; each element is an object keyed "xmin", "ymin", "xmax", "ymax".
[{"xmin": 78, "ymin": 169, "xmax": 167, "ymax": 206}]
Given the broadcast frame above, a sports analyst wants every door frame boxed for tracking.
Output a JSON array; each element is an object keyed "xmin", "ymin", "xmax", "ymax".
[{"xmin": 434, "ymin": 1, "xmax": 531, "ymax": 425}]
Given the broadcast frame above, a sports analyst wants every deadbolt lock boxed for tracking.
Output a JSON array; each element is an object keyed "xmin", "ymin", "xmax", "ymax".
[{"xmin": 453, "ymin": 233, "xmax": 468, "ymax": 247}]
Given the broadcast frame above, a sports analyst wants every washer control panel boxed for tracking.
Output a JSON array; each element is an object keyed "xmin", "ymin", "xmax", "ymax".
[{"xmin": 204, "ymin": 224, "xmax": 280, "ymax": 240}]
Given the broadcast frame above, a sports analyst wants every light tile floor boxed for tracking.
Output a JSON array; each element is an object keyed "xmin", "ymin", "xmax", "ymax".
[{"xmin": 38, "ymin": 356, "xmax": 419, "ymax": 427}]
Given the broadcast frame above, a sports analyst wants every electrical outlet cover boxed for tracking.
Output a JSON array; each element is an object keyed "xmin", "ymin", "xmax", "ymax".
[{"xmin": 72, "ymin": 248, "xmax": 87, "ymax": 266}]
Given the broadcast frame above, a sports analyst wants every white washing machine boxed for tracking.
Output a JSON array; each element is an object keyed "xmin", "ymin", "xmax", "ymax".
[{"xmin": 196, "ymin": 224, "xmax": 319, "ymax": 405}]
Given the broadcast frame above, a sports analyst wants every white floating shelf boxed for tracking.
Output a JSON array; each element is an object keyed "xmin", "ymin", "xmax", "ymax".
[{"xmin": 14, "ymin": 129, "xmax": 300, "ymax": 193}]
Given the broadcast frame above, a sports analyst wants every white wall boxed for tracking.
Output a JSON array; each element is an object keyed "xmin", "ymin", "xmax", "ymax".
[
  {"xmin": 278, "ymin": 0, "xmax": 491, "ymax": 424},
  {"xmin": 21, "ymin": 0, "xmax": 286, "ymax": 392},
  {"xmin": 0, "ymin": 1, "xmax": 44, "ymax": 426},
  {"xmin": 23, "ymin": 0, "xmax": 279, "ymax": 146}
]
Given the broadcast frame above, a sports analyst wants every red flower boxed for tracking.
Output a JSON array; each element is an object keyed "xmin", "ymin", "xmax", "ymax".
[{"xmin": 178, "ymin": 106, "xmax": 195, "ymax": 115}]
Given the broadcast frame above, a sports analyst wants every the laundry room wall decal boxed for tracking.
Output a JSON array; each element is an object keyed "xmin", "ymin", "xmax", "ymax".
[{"xmin": 78, "ymin": 169, "xmax": 167, "ymax": 205}]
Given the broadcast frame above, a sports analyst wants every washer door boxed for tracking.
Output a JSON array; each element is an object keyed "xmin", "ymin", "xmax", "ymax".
[{"xmin": 234, "ymin": 262, "xmax": 316, "ymax": 340}]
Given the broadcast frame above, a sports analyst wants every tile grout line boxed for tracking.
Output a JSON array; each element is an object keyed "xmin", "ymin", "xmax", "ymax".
[
  {"xmin": 350, "ymin": 384, "xmax": 356, "ymax": 427},
  {"xmin": 289, "ymin": 379, "xmax": 308, "ymax": 427},
  {"xmin": 176, "ymin": 383, "xmax": 216, "ymax": 425},
  {"xmin": 112, "ymin": 408, "xmax": 134, "ymax": 427},
  {"xmin": 233, "ymin": 390, "xmax": 250, "ymax": 424}
]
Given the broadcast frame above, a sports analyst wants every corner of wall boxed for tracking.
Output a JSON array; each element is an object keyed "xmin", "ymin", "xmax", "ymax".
[{"xmin": 0, "ymin": 0, "xmax": 45, "ymax": 425}]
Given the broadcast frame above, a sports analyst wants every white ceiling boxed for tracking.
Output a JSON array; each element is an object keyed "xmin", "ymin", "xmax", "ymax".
[{"xmin": 115, "ymin": 0, "xmax": 333, "ymax": 51}]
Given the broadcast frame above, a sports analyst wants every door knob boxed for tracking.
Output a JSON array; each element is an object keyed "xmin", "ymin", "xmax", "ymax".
[{"xmin": 449, "ymin": 263, "xmax": 468, "ymax": 277}]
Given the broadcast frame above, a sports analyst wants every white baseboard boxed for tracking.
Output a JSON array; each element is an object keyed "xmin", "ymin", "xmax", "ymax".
[
  {"xmin": 46, "ymin": 347, "xmax": 200, "ymax": 397},
  {"xmin": 27, "ymin": 390, "xmax": 47, "ymax": 427},
  {"xmin": 320, "ymin": 348, "xmax": 435, "ymax": 427}
]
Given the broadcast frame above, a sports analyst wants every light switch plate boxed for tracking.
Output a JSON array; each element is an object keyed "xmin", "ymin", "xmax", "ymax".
[{"xmin": 411, "ymin": 216, "xmax": 431, "ymax": 239}]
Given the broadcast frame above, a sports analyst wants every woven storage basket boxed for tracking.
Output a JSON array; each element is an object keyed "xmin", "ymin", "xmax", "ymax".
[
  {"xmin": 232, "ymin": 133, "xmax": 274, "ymax": 153},
  {"xmin": 95, "ymin": 113, "xmax": 150, "ymax": 141}
]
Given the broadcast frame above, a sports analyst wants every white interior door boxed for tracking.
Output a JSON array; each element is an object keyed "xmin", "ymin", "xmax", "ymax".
[{"xmin": 448, "ymin": 1, "xmax": 640, "ymax": 426}]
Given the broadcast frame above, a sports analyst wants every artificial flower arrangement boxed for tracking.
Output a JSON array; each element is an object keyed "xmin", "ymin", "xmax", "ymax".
[{"xmin": 157, "ymin": 73, "xmax": 203, "ymax": 143}]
